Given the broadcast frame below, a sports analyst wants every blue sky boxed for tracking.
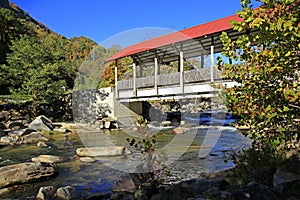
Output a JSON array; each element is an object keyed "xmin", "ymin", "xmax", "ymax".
[{"xmin": 10, "ymin": 0, "xmax": 261, "ymax": 48}]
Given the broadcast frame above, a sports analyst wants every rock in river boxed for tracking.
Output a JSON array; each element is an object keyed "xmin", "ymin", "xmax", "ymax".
[
  {"xmin": 0, "ymin": 162, "xmax": 57, "ymax": 189},
  {"xmin": 32, "ymin": 155, "xmax": 61, "ymax": 164},
  {"xmin": 21, "ymin": 132, "xmax": 48, "ymax": 144},
  {"xmin": 56, "ymin": 186, "xmax": 74, "ymax": 200},
  {"xmin": 28, "ymin": 115, "xmax": 54, "ymax": 131},
  {"xmin": 36, "ymin": 186, "xmax": 55, "ymax": 200},
  {"xmin": 76, "ymin": 146, "xmax": 131, "ymax": 157},
  {"xmin": 79, "ymin": 157, "xmax": 96, "ymax": 163}
]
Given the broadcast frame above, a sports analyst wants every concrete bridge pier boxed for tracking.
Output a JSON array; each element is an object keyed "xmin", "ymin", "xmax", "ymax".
[{"xmin": 113, "ymin": 100, "xmax": 143, "ymax": 126}]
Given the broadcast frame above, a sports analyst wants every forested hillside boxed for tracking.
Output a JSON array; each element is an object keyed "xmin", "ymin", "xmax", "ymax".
[{"xmin": 0, "ymin": 0, "xmax": 119, "ymax": 119}]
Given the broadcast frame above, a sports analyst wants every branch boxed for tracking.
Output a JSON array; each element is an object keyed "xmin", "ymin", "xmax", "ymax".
[{"xmin": 289, "ymin": 104, "xmax": 300, "ymax": 110}]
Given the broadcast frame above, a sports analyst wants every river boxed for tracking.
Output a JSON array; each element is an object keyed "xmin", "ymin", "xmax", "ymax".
[{"xmin": 0, "ymin": 125, "xmax": 251, "ymax": 199}]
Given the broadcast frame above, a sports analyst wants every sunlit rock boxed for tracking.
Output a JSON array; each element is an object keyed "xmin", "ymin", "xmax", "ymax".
[
  {"xmin": 79, "ymin": 157, "xmax": 96, "ymax": 163},
  {"xmin": 21, "ymin": 132, "xmax": 48, "ymax": 144},
  {"xmin": 76, "ymin": 146, "xmax": 131, "ymax": 157},
  {"xmin": 36, "ymin": 186, "xmax": 54, "ymax": 200},
  {"xmin": 0, "ymin": 162, "xmax": 57, "ymax": 189},
  {"xmin": 28, "ymin": 115, "xmax": 53, "ymax": 131},
  {"xmin": 32, "ymin": 155, "xmax": 61, "ymax": 164}
]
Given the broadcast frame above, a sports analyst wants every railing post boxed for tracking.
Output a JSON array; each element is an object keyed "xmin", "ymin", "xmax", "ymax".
[
  {"xmin": 154, "ymin": 57, "xmax": 158, "ymax": 95},
  {"xmin": 114, "ymin": 60, "xmax": 118, "ymax": 99},
  {"xmin": 210, "ymin": 45, "xmax": 214, "ymax": 83},
  {"xmin": 180, "ymin": 50, "xmax": 184, "ymax": 93},
  {"xmin": 133, "ymin": 63, "xmax": 137, "ymax": 97}
]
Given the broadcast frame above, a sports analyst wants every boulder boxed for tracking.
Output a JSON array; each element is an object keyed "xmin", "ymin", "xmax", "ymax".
[
  {"xmin": 232, "ymin": 182, "xmax": 280, "ymax": 200},
  {"xmin": 0, "ymin": 162, "xmax": 57, "ymax": 189},
  {"xmin": 36, "ymin": 186, "xmax": 55, "ymax": 200},
  {"xmin": 112, "ymin": 174, "xmax": 142, "ymax": 193},
  {"xmin": 8, "ymin": 128, "xmax": 35, "ymax": 137},
  {"xmin": 28, "ymin": 115, "xmax": 53, "ymax": 131},
  {"xmin": 0, "ymin": 188, "xmax": 9, "ymax": 196},
  {"xmin": 76, "ymin": 146, "xmax": 131, "ymax": 157},
  {"xmin": 21, "ymin": 132, "xmax": 48, "ymax": 144},
  {"xmin": 32, "ymin": 155, "xmax": 61, "ymax": 164},
  {"xmin": 56, "ymin": 186, "xmax": 74, "ymax": 200},
  {"xmin": 273, "ymin": 169, "xmax": 300, "ymax": 193},
  {"xmin": 0, "ymin": 136, "xmax": 16, "ymax": 145}
]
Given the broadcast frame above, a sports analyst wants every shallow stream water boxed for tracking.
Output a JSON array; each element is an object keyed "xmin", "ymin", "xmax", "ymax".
[{"xmin": 0, "ymin": 125, "xmax": 251, "ymax": 199}]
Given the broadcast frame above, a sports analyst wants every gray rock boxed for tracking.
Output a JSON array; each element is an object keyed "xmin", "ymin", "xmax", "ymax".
[
  {"xmin": 56, "ymin": 186, "xmax": 74, "ymax": 200},
  {"xmin": 36, "ymin": 186, "xmax": 55, "ymax": 200},
  {"xmin": 76, "ymin": 146, "xmax": 131, "ymax": 157},
  {"xmin": 28, "ymin": 115, "xmax": 53, "ymax": 131},
  {"xmin": 32, "ymin": 155, "xmax": 61, "ymax": 164},
  {"xmin": 233, "ymin": 182, "xmax": 280, "ymax": 200},
  {"xmin": 113, "ymin": 174, "xmax": 140, "ymax": 193},
  {"xmin": 21, "ymin": 132, "xmax": 48, "ymax": 144},
  {"xmin": 202, "ymin": 186, "xmax": 221, "ymax": 196},
  {"xmin": 0, "ymin": 187, "xmax": 9, "ymax": 196},
  {"xmin": 0, "ymin": 162, "xmax": 57, "ymax": 189},
  {"xmin": 273, "ymin": 169, "xmax": 300, "ymax": 192},
  {"xmin": 8, "ymin": 128, "xmax": 35, "ymax": 137},
  {"xmin": 0, "ymin": 136, "xmax": 15, "ymax": 145}
]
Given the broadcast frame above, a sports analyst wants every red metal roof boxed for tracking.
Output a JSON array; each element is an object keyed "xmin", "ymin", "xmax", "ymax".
[{"xmin": 106, "ymin": 13, "xmax": 242, "ymax": 62}]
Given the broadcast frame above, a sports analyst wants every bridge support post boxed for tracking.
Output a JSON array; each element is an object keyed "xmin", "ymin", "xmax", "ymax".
[
  {"xmin": 201, "ymin": 51, "xmax": 204, "ymax": 68},
  {"xmin": 133, "ymin": 63, "xmax": 137, "ymax": 97},
  {"xmin": 180, "ymin": 50, "xmax": 184, "ymax": 93},
  {"xmin": 115, "ymin": 60, "xmax": 118, "ymax": 99},
  {"xmin": 210, "ymin": 45, "xmax": 214, "ymax": 83},
  {"xmin": 154, "ymin": 57, "xmax": 158, "ymax": 95}
]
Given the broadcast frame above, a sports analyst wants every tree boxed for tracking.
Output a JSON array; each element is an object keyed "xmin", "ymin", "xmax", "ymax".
[
  {"xmin": 219, "ymin": 0, "xmax": 300, "ymax": 157},
  {"xmin": 0, "ymin": 8, "xmax": 33, "ymax": 64},
  {"xmin": 98, "ymin": 55, "xmax": 132, "ymax": 88},
  {"xmin": 1, "ymin": 34, "xmax": 75, "ymax": 115}
]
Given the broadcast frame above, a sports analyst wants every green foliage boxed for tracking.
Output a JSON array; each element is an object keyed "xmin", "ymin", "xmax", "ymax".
[
  {"xmin": 225, "ymin": 147, "xmax": 283, "ymax": 187},
  {"xmin": 0, "ymin": 8, "xmax": 33, "ymax": 65},
  {"xmin": 98, "ymin": 56, "xmax": 132, "ymax": 88},
  {"xmin": 0, "ymin": 5, "xmax": 98, "ymax": 118},
  {"xmin": 126, "ymin": 117, "xmax": 169, "ymax": 185},
  {"xmin": 218, "ymin": 0, "xmax": 300, "ymax": 158}
]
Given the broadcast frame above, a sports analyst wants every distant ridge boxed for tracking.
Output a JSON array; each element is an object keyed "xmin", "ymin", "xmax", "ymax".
[{"xmin": 0, "ymin": 0, "xmax": 51, "ymax": 33}]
